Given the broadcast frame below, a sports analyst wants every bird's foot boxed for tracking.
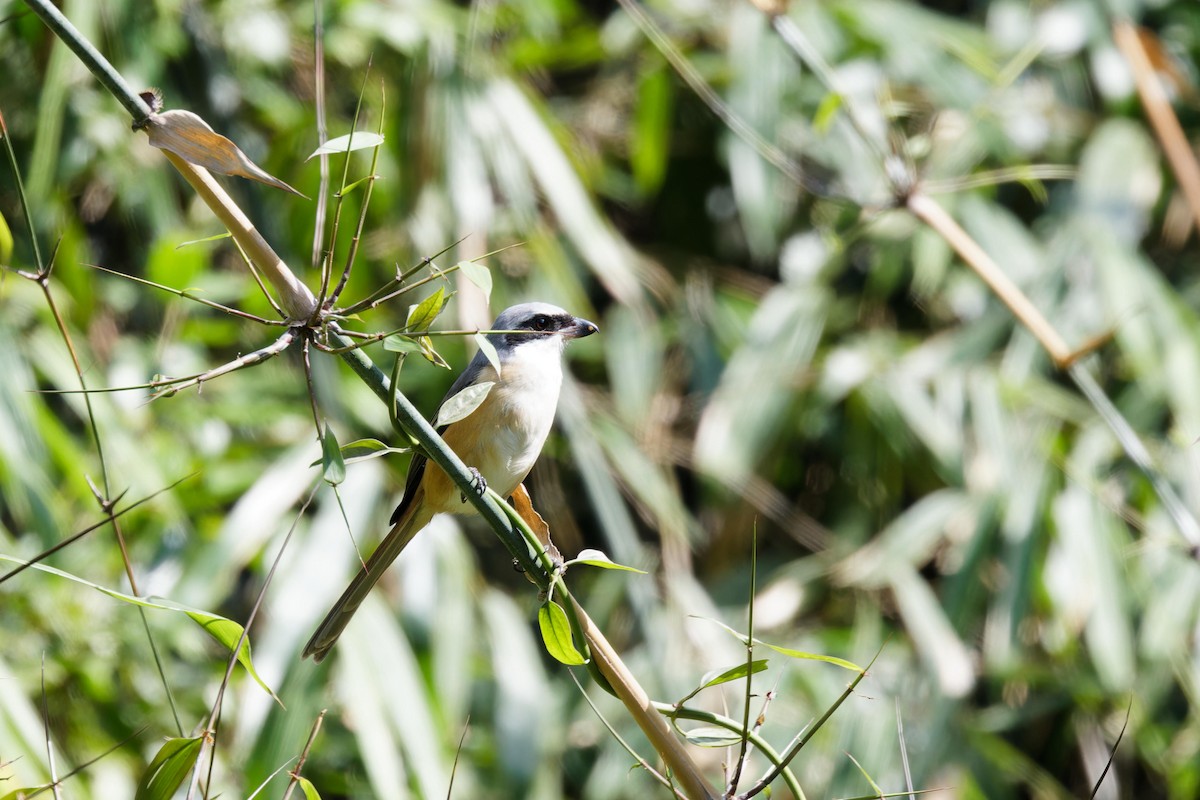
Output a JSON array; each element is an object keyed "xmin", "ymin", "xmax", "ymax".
[{"xmin": 460, "ymin": 467, "xmax": 487, "ymax": 503}]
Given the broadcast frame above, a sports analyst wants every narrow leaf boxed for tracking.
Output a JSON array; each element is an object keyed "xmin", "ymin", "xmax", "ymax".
[
  {"xmin": 568, "ymin": 548, "xmax": 647, "ymax": 573},
  {"xmin": 457, "ymin": 260, "xmax": 492, "ymax": 300},
  {"xmin": 474, "ymin": 332, "xmax": 502, "ymax": 376},
  {"xmin": 682, "ymin": 727, "xmax": 744, "ymax": 748},
  {"xmin": 693, "ymin": 615, "xmax": 864, "ymax": 672},
  {"xmin": 435, "ymin": 382, "xmax": 495, "ymax": 427},
  {"xmin": 307, "ymin": 131, "xmax": 385, "ymax": 160},
  {"xmin": 538, "ymin": 601, "xmax": 586, "ymax": 665},
  {"xmin": 321, "ymin": 424, "xmax": 346, "ymax": 485},
  {"xmin": 175, "ymin": 232, "xmax": 232, "ymax": 250},
  {"xmin": 297, "ymin": 777, "xmax": 322, "ymax": 799},
  {"xmin": 698, "ymin": 659, "xmax": 769, "ymax": 690},
  {"xmin": 134, "ymin": 736, "xmax": 203, "ymax": 800},
  {"xmin": 406, "ymin": 287, "xmax": 449, "ymax": 332},
  {"xmin": 184, "ymin": 612, "xmax": 281, "ymax": 703},
  {"xmin": 760, "ymin": 642, "xmax": 862, "ymax": 672},
  {"xmin": 341, "ymin": 438, "xmax": 409, "ymax": 462}
]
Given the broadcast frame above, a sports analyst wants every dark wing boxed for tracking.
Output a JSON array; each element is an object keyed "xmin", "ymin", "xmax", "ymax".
[{"xmin": 389, "ymin": 349, "xmax": 494, "ymax": 524}]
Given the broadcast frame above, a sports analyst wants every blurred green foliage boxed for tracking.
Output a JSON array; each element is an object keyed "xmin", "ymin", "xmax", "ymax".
[{"xmin": 5, "ymin": 0, "xmax": 1200, "ymax": 797}]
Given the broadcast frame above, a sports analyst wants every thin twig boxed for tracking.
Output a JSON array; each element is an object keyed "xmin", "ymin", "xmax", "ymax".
[
  {"xmin": 569, "ymin": 672, "xmax": 688, "ymax": 800},
  {"xmin": 84, "ymin": 263, "xmax": 287, "ymax": 325},
  {"xmin": 655, "ymin": 703, "xmax": 805, "ymax": 800},
  {"xmin": 329, "ymin": 85, "xmax": 385, "ymax": 308},
  {"xmin": 282, "ymin": 710, "xmax": 327, "ymax": 800},
  {"xmin": 311, "ymin": 0, "xmax": 329, "ymax": 271},
  {"xmin": 193, "ymin": 481, "xmax": 321, "ymax": 800},
  {"xmin": 739, "ymin": 651, "xmax": 877, "ymax": 800},
  {"xmin": 315, "ymin": 60, "xmax": 373, "ymax": 315},
  {"xmin": 0, "ymin": 476, "xmax": 195, "ymax": 586},
  {"xmin": 726, "ymin": 527, "xmax": 757, "ymax": 797}
]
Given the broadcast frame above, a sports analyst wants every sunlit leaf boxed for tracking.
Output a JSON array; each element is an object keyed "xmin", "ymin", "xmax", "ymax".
[
  {"xmin": 435, "ymin": 382, "xmax": 495, "ymax": 427},
  {"xmin": 697, "ymin": 659, "xmax": 768, "ymax": 690},
  {"xmin": 339, "ymin": 438, "xmax": 409, "ymax": 463},
  {"xmin": 298, "ymin": 777, "xmax": 322, "ymax": 800},
  {"xmin": 695, "ymin": 616, "xmax": 863, "ymax": 671},
  {"xmin": 457, "ymin": 260, "xmax": 492, "ymax": 300},
  {"xmin": 757, "ymin": 644, "xmax": 862, "ymax": 673},
  {"xmin": 307, "ymin": 131, "xmax": 385, "ymax": 160},
  {"xmin": 134, "ymin": 736, "xmax": 203, "ymax": 800},
  {"xmin": 406, "ymin": 287, "xmax": 449, "ymax": 332},
  {"xmin": 474, "ymin": 332, "xmax": 501, "ymax": 376},
  {"xmin": 567, "ymin": 548, "xmax": 646, "ymax": 573},
  {"xmin": 538, "ymin": 600, "xmax": 586, "ymax": 665}
]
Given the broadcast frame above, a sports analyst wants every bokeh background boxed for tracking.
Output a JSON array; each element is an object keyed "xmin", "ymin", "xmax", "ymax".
[{"xmin": 5, "ymin": 0, "xmax": 1200, "ymax": 797}]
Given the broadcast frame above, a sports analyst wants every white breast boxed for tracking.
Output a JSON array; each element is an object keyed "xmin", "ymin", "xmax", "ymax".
[{"xmin": 481, "ymin": 337, "xmax": 565, "ymax": 496}]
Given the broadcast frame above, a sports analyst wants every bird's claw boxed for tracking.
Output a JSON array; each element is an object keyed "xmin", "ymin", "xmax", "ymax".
[{"xmin": 460, "ymin": 467, "xmax": 487, "ymax": 503}]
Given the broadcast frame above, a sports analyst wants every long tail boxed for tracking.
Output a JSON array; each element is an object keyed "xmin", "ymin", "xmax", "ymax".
[{"xmin": 303, "ymin": 492, "xmax": 434, "ymax": 662}]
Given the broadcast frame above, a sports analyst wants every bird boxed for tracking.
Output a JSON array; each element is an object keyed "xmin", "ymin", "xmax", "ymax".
[{"xmin": 303, "ymin": 301, "xmax": 598, "ymax": 662}]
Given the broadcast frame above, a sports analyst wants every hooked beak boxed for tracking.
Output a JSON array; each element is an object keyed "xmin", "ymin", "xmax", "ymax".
[{"xmin": 565, "ymin": 317, "xmax": 599, "ymax": 339}]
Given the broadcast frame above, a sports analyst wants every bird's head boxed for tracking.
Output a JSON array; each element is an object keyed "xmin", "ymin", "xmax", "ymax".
[{"xmin": 489, "ymin": 302, "xmax": 598, "ymax": 353}]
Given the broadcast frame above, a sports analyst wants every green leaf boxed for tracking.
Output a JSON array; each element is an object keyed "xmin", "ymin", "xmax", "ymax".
[
  {"xmin": 298, "ymin": 777, "xmax": 322, "ymax": 800},
  {"xmin": 0, "ymin": 210, "xmax": 12, "ymax": 266},
  {"xmin": 406, "ymin": 287, "xmax": 449, "ymax": 332},
  {"xmin": 0, "ymin": 555, "xmax": 281, "ymax": 701},
  {"xmin": 695, "ymin": 615, "xmax": 863, "ymax": 671},
  {"xmin": 813, "ymin": 92, "xmax": 844, "ymax": 134},
  {"xmin": 632, "ymin": 66, "xmax": 672, "ymax": 194},
  {"xmin": 341, "ymin": 438, "xmax": 409, "ymax": 462},
  {"xmin": 435, "ymin": 382, "xmax": 495, "ymax": 427},
  {"xmin": 457, "ymin": 259, "xmax": 492, "ymax": 300},
  {"xmin": 306, "ymin": 131, "xmax": 385, "ymax": 160},
  {"xmin": 183, "ymin": 612, "xmax": 281, "ymax": 703},
  {"xmin": 383, "ymin": 335, "xmax": 422, "ymax": 353},
  {"xmin": 416, "ymin": 336, "xmax": 451, "ymax": 369},
  {"xmin": 174, "ymin": 231, "xmax": 232, "ymax": 250},
  {"xmin": 308, "ymin": 439, "xmax": 408, "ymax": 468},
  {"xmin": 335, "ymin": 173, "xmax": 377, "ymax": 197},
  {"xmin": 758, "ymin": 642, "xmax": 862, "ymax": 672},
  {"xmin": 474, "ymin": 332, "xmax": 501, "ymax": 376},
  {"xmin": 538, "ymin": 601, "xmax": 586, "ymax": 665},
  {"xmin": 321, "ymin": 423, "xmax": 346, "ymax": 485},
  {"xmin": 567, "ymin": 548, "xmax": 646, "ymax": 573},
  {"xmin": 682, "ymin": 727, "xmax": 743, "ymax": 748},
  {"xmin": 697, "ymin": 659, "xmax": 769, "ymax": 690},
  {"xmin": 1, "ymin": 788, "xmax": 44, "ymax": 800},
  {"xmin": 134, "ymin": 736, "xmax": 203, "ymax": 800}
]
